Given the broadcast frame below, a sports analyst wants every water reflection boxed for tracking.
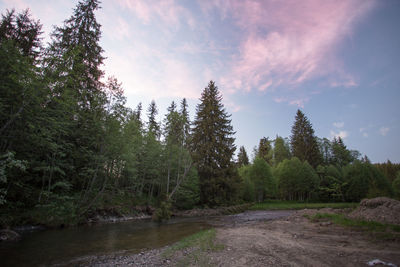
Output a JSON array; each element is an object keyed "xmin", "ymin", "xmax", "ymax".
[{"xmin": 0, "ymin": 210, "xmax": 293, "ymax": 267}]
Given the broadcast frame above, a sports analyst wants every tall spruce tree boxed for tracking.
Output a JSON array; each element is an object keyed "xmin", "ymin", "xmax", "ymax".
[
  {"xmin": 290, "ymin": 110, "xmax": 322, "ymax": 168},
  {"xmin": 43, "ymin": 0, "xmax": 108, "ymax": 211},
  {"xmin": 191, "ymin": 81, "xmax": 239, "ymax": 206}
]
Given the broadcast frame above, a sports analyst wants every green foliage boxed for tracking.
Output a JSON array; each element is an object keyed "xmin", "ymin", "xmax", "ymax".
[
  {"xmin": 375, "ymin": 160, "xmax": 400, "ymax": 184},
  {"xmin": 191, "ymin": 81, "xmax": 240, "ymax": 206},
  {"xmin": 153, "ymin": 201, "xmax": 172, "ymax": 222},
  {"xmin": 393, "ymin": 172, "xmax": 400, "ymax": 199},
  {"xmin": 238, "ymin": 165, "xmax": 255, "ymax": 202},
  {"xmin": 173, "ymin": 168, "xmax": 200, "ymax": 210},
  {"xmin": 317, "ymin": 165, "xmax": 345, "ymax": 202},
  {"xmin": 237, "ymin": 146, "xmax": 250, "ymax": 167},
  {"xmin": 249, "ymin": 158, "xmax": 275, "ymax": 201},
  {"xmin": 256, "ymin": 137, "xmax": 273, "ymax": 165},
  {"xmin": 275, "ymin": 157, "xmax": 319, "ymax": 201},
  {"xmin": 273, "ymin": 136, "xmax": 291, "ymax": 166},
  {"xmin": 343, "ymin": 161, "xmax": 393, "ymax": 202},
  {"xmin": 0, "ymin": 3, "xmax": 202, "ymax": 226},
  {"xmin": 290, "ymin": 110, "xmax": 322, "ymax": 168},
  {"xmin": 331, "ymin": 137, "xmax": 354, "ymax": 167},
  {"xmin": 0, "ymin": 152, "xmax": 27, "ymax": 205}
]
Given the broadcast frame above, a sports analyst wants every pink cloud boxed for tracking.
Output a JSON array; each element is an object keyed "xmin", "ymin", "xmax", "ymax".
[
  {"xmin": 116, "ymin": 0, "xmax": 194, "ymax": 29},
  {"xmin": 218, "ymin": 0, "xmax": 375, "ymax": 93}
]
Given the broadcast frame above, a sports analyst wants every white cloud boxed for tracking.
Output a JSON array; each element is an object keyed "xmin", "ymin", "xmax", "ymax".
[
  {"xmin": 333, "ymin": 122, "xmax": 344, "ymax": 128},
  {"xmin": 379, "ymin": 127, "xmax": 390, "ymax": 136},
  {"xmin": 330, "ymin": 130, "xmax": 348, "ymax": 139}
]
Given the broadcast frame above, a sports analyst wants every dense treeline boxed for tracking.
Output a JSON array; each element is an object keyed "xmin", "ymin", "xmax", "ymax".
[
  {"xmin": 238, "ymin": 110, "xmax": 397, "ymax": 203},
  {"xmin": 0, "ymin": 1, "xmax": 203, "ymax": 226},
  {"xmin": 0, "ymin": 1, "xmax": 398, "ymax": 227}
]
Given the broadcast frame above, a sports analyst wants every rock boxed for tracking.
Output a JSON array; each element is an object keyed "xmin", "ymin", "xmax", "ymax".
[
  {"xmin": 320, "ymin": 221, "xmax": 332, "ymax": 226},
  {"xmin": 0, "ymin": 229, "xmax": 21, "ymax": 242}
]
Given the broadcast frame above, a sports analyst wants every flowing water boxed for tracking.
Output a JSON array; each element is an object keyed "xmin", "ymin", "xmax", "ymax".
[{"xmin": 0, "ymin": 210, "xmax": 293, "ymax": 266}]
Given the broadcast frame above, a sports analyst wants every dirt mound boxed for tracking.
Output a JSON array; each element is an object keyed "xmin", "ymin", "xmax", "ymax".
[{"xmin": 349, "ymin": 197, "xmax": 400, "ymax": 225}]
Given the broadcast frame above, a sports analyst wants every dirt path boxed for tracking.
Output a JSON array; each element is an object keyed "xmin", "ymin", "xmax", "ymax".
[
  {"xmin": 73, "ymin": 209, "xmax": 400, "ymax": 266},
  {"xmin": 208, "ymin": 211, "xmax": 400, "ymax": 267}
]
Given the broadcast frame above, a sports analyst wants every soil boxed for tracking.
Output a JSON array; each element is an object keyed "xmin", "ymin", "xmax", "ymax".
[
  {"xmin": 349, "ymin": 197, "xmax": 400, "ymax": 225},
  {"xmin": 77, "ymin": 208, "xmax": 400, "ymax": 267}
]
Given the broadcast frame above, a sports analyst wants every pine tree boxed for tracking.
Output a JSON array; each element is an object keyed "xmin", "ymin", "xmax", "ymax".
[
  {"xmin": 331, "ymin": 137, "xmax": 352, "ymax": 167},
  {"xmin": 290, "ymin": 110, "xmax": 322, "ymax": 168},
  {"xmin": 237, "ymin": 146, "xmax": 249, "ymax": 166},
  {"xmin": 179, "ymin": 98, "xmax": 190, "ymax": 147},
  {"xmin": 147, "ymin": 100, "xmax": 160, "ymax": 139},
  {"xmin": 191, "ymin": 81, "xmax": 239, "ymax": 206},
  {"xmin": 257, "ymin": 137, "xmax": 273, "ymax": 164}
]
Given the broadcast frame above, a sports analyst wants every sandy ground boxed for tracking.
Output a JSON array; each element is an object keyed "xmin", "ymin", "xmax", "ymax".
[{"xmin": 74, "ymin": 209, "xmax": 400, "ymax": 267}]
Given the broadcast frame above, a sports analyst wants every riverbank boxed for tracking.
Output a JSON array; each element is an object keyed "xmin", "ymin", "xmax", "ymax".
[{"xmin": 77, "ymin": 208, "xmax": 400, "ymax": 267}]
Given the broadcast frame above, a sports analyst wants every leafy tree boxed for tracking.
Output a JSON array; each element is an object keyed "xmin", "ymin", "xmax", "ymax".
[
  {"xmin": 273, "ymin": 136, "xmax": 291, "ymax": 166},
  {"xmin": 237, "ymin": 146, "xmax": 250, "ymax": 167},
  {"xmin": 275, "ymin": 157, "xmax": 319, "ymax": 201},
  {"xmin": 343, "ymin": 161, "xmax": 392, "ymax": 202},
  {"xmin": 191, "ymin": 81, "xmax": 240, "ymax": 206},
  {"xmin": 290, "ymin": 110, "xmax": 322, "ymax": 168},
  {"xmin": 317, "ymin": 165, "xmax": 345, "ymax": 202},
  {"xmin": 249, "ymin": 158, "xmax": 275, "ymax": 202},
  {"xmin": 238, "ymin": 165, "xmax": 255, "ymax": 202}
]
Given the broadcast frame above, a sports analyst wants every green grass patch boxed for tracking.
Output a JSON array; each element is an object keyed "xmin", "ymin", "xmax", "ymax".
[
  {"xmin": 163, "ymin": 228, "xmax": 224, "ymax": 266},
  {"xmin": 311, "ymin": 213, "xmax": 400, "ymax": 233},
  {"xmin": 250, "ymin": 200, "xmax": 358, "ymax": 210}
]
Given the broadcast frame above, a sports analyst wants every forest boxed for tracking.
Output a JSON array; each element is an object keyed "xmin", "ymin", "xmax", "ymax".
[{"xmin": 1, "ymin": 0, "xmax": 400, "ymax": 227}]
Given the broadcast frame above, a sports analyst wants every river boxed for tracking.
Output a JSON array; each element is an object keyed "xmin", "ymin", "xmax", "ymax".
[{"xmin": 0, "ymin": 210, "xmax": 293, "ymax": 266}]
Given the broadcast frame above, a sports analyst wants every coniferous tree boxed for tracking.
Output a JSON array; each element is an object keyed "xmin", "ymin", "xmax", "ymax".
[
  {"xmin": 191, "ymin": 81, "xmax": 239, "ymax": 206},
  {"xmin": 237, "ymin": 146, "xmax": 250, "ymax": 166},
  {"xmin": 331, "ymin": 137, "xmax": 353, "ymax": 167},
  {"xmin": 257, "ymin": 137, "xmax": 273, "ymax": 164},
  {"xmin": 290, "ymin": 110, "xmax": 322, "ymax": 168},
  {"xmin": 0, "ymin": 9, "xmax": 48, "ymax": 210},
  {"xmin": 147, "ymin": 100, "xmax": 160, "ymax": 139},
  {"xmin": 179, "ymin": 98, "xmax": 190, "ymax": 147},
  {"xmin": 43, "ymin": 0, "xmax": 109, "ymax": 213}
]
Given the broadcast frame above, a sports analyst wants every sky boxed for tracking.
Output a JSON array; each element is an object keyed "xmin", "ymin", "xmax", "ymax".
[{"xmin": 1, "ymin": 0, "xmax": 399, "ymax": 163}]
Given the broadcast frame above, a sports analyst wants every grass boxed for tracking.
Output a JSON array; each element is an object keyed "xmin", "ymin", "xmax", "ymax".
[
  {"xmin": 250, "ymin": 200, "xmax": 358, "ymax": 210},
  {"xmin": 162, "ymin": 228, "xmax": 224, "ymax": 266},
  {"xmin": 310, "ymin": 213, "xmax": 400, "ymax": 233}
]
